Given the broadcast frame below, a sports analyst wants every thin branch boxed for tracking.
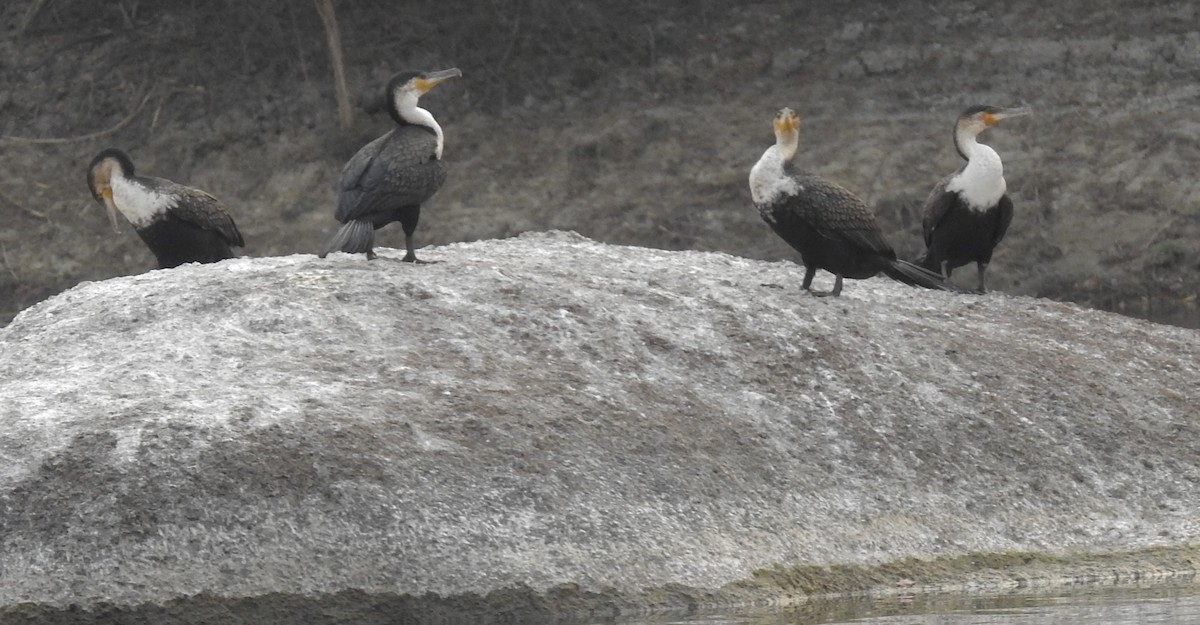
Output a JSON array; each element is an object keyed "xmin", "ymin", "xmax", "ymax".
[
  {"xmin": 657, "ymin": 222, "xmax": 704, "ymax": 244},
  {"xmin": 19, "ymin": 0, "xmax": 51, "ymax": 35},
  {"xmin": 0, "ymin": 89, "xmax": 153, "ymax": 145},
  {"xmin": 1141, "ymin": 214, "xmax": 1183, "ymax": 252},
  {"xmin": 1, "ymin": 243, "xmax": 18, "ymax": 281},
  {"xmin": 313, "ymin": 0, "xmax": 353, "ymax": 129},
  {"xmin": 288, "ymin": 3, "xmax": 311, "ymax": 85},
  {"xmin": 0, "ymin": 186, "xmax": 46, "ymax": 220}
]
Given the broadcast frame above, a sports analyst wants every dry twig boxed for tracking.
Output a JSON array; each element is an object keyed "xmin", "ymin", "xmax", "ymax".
[
  {"xmin": 1, "ymin": 243, "xmax": 18, "ymax": 281},
  {"xmin": 0, "ymin": 186, "xmax": 46, "ymax": 220},
  {"xmin": 19, "ymin": 0, "xmax": 51, "ymax": 35},
  {"xmin": 0, "ymin": 89, "xmax": 154, "ymax": 145},
  {"xmin": 313, "ymin": 0, "xmax": 353, "ymax": 129}
]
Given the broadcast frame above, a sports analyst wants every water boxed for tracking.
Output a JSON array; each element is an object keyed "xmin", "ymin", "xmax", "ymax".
[
  {"xmin": 1090, "ymin": 297, "xmax": 1200, "ymax": 329},
  {"xmin": 617, "ymin": 584, "xmax": 1200, "ymax": 625}
]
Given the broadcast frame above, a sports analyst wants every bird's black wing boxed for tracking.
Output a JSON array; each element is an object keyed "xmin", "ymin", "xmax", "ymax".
[
  {"xmin": 335, "ymin": 132, "xmax": 391, "ymax": 222},
  {"xmin": 336, "ymin": 126, "xmax": 446, "ymax": 222},
  {"xmin": 792, "ymin": 174, "xmax": 894, "ymax": 256},
  {"xmin": 992, "ymin": 194, "xmax": 1014, "ymax": 247},
  {"xmin": 921, "ymin": 175, "xmax": 956, "ymax": 248},
  {"xmin": 153, "ymin": 179, "xmax": 244, "ymax": 247}
]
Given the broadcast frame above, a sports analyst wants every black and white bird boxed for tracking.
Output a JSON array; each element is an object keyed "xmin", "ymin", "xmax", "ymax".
[
  {"xmin": 87, "ymin": 148, "xmax": 244, "ymax": 268},
  {"xmin": 917, "ymin": 105, "xmax": 1030, "ymax": 292},
  {"xmin": 319, "ymin": 68, "xmax": 462, "ymax": 261},
  {"xmin": 749, "ymin": 107, "xmax": 952, "ymax": 297}
]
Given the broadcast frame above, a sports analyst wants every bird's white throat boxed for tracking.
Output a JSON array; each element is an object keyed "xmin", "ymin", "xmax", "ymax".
[
  {"xmin": 395, "ymin": 88, "xmax": 445, "ymax": 159},
  {"xmin": 110, "ymin": 174, "xmax": 174, "ymax": 228},
  {"xmin": 947, "ymin": 131, "xmax": 1007, "ymax": 211},
  {"xmin": 750, "ymin": 142, "xmax": 800, "ymax": 207}
]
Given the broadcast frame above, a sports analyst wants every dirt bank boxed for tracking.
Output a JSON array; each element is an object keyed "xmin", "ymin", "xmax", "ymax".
[{"xmin": 1, "ymin": 1, "xmax": 1198, "ymax": 326}]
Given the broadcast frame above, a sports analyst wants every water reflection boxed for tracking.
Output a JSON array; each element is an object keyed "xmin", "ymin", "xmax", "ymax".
[
  {"xmin": 619, "ymin": 583, "xmax": 1200, "ymax": 625},
  {"xmin": 1088, "ymin": 297, "xmax": 1200, "ymax": 330}
]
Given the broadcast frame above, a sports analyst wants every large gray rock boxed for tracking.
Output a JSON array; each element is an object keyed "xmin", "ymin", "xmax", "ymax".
[{"xmin": 1, "ymin": 231, "xmax": 1198, "ymax": 610}]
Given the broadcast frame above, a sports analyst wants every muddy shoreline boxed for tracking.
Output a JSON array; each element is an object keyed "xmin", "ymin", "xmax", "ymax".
[{"xmin": 3, "ymin": 546, "xmax": 1197, "ymax": 624}]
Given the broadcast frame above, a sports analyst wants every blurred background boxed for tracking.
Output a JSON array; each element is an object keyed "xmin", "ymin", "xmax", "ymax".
[{"xmin": 1, "ymin": 0, "xmax": 1197, "ymax": 327}]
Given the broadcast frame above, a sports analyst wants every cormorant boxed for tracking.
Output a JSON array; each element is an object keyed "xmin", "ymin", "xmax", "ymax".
[
  {"xmin": 319, "ymin": 67, "xmax": 462, "ymax": 261},
  {"xmin": 87, "ymin": 148, "xmax": 244, "ymax": 268},
  {"xmin": 749, "ymin": 108, "xmax": 951, "ymax": 297},
  {"xmin": 917, "ymin": 105, "xmax": 1030, "ymax": 292}
]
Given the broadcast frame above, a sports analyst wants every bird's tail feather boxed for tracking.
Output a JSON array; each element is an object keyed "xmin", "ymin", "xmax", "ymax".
[
  {"xmin": 913, "ymin": 250, "xmax": 941, "ymax": 274},
  {"xmin": 318, "ymin": 220, "xmax": 374, "ymax": 258},
  {"xmin": 883, "ymin": 259, "xmax": 962, "ymax": 292}
]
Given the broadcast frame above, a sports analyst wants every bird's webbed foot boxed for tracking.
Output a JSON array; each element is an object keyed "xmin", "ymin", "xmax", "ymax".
[
  {"xmin": 805, "ymin": 275, "xmax": 843, "ymax": 297},
  {"xmin": 401, "ymin": 253, "xmax": 437, "ymax": 264}
]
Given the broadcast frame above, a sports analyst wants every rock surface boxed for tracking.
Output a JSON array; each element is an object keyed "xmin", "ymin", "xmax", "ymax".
[{"xmin": 0, "ymin": 232, "xmax": 1198, "ymax": 610}]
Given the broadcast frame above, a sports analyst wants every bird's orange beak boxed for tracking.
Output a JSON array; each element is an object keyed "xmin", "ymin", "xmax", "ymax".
[
  {"xmin": 984, "ymin": 106, "xmax": 1032, "ymax": 127},
  {"xmin": 774, "ymin": 108, "xmax": 800, "ymax": 135},
  {"xmin": 97, "ymin": 187, "xmax": 120, "ymax": 233},
  {"xmin": 416, "ymin": 67, "xmax": 463, "ymax": 95}
]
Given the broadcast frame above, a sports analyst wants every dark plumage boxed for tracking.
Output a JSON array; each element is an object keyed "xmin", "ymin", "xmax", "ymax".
[
  {"xmin": 917, "ymin": 105, "xmax": 1029, "ymax": 292},
  {"xmin": 87, "ymin": 148, "xmax": 243, "ymax": 269},
  {"xmin": 749, "ymin": 108, "xmax": 952, "ymax": 297},
  {"xmin": 319, "ymin": 68, "xmax": 462, "ymax": 261}
]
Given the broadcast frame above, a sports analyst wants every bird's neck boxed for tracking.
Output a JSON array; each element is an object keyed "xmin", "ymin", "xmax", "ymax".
[
  {"xmin": 949, "ymin": 129, "xmax": 1006, "ymax": 210},
  {"xmin": 392, "ymin": 91, "xmax": 445, "ymax": 159},
  {"xmin": 749, "ymin": 135, "xmax": 799, "ymax": 206},
  {"xmin": 110, "ymin": 172, "xmax": 172, "ymax": 227}
]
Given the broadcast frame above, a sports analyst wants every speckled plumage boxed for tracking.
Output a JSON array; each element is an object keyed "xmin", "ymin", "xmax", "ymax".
[
  {"xmin": 750, "ymin": 108, "xmax": 951, "ymax": 296},
  {"xmin": 87, "ymin": 148, "xmax": 243, "ymax": 269},
  {"xmin": 319, "ymin": 68, "xmax": 460, "ymax": 261},
  {"xmin": 141, "ymin": 178, "xmax": 242, "ymax": 244},
  {"xmin": 920, "ymin": 175, "xmax": 1014, "ymax": 281},
  {"xmin": 336, "ymin": 126, "xmax": 447, "ymax": 225},
  {"xmin": 918, "ymin": 105, "xmax": 1026, "ymax": 292},
  {"xmin": 759, "ymin": 172, "xmax": 900, "ymax": 281}
]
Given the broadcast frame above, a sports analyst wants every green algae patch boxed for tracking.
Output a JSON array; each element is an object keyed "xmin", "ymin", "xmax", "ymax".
[{"xmin": 730, "ymin": 545, "xmax": 1200, "ymax": 601}]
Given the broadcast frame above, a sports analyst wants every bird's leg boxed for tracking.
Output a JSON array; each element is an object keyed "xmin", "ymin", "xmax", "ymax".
[
  {"xmin": 810, "ymin": 274, "xmax": 843, "ymax": 297},
  {"xmin": 400, "ymin": 235, "xmax": 436, "ymax": 264},
  {"xmin": 401, "ymin": 223, "xmax": 418, "ymax": 262},
  {"xmin": 975, "ymin": 262, "xmax": 989, "ymax": 293},
  {"xmin": 366, "ymin": 248, "xmax": 378, "ymax": 261},
  {"xmin": 806, "ymin": 273, "xmax": 844, "ymax": 297},
  {"xmin": 400, "ymin": 207, "xmax": 436, "ymax": 264},
  {"xmin": 939, "ymin": 260, "xmax": 951, "ymax": 279},
  {"xmin": 802, "ymin": 265, "xmax": 842, "ymax": 297},
  {"xmin": 801, "ymin": 265, "xmax": 817, "ymax": 291}
]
